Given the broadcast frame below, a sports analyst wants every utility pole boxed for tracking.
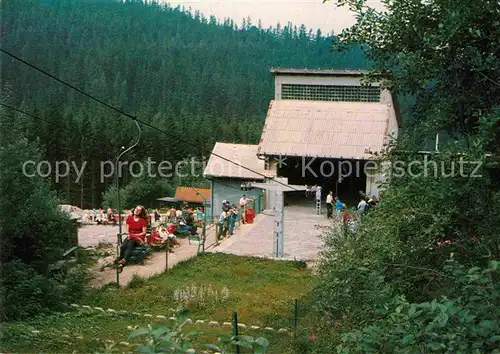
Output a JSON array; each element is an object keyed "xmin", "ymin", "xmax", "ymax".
[
  {"xmin": 115, "ymin": 120, "xmax": 142, "ymax": 286},
  {"xmin": 252, "ymin": 178, "xmax": 307, "ymax": 259},
  {"xmin": 273, "ymin": 189, "xmax": 284, "ymax": 257}
]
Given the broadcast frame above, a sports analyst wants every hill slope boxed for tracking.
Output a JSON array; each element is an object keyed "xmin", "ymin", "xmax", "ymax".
[{"xmin": 0, "ymin": 0, "xmax": 369, "ymax": 206}]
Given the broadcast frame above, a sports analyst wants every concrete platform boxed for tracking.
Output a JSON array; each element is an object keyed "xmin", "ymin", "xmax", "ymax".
[{"xmin": 209, "ymin": 202, "xmax": 333, "ymax": 261}]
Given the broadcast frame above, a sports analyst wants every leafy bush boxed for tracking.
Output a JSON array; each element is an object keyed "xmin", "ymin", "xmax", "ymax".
[
  {"xmin": 336, "ymin": 259, "xmax": 500, "ymax": 353},
  {"xmin": 99, "ymin": 309, "xmax": 269, "ymax": 354},
  {"xmin": 60, "ymin": 264, "xmax": 92, "ymax": 303},
  {"xmin": 0, "ymin": 112, "xmax": 90, "ymax": 320},
  {"xmin": 0, "ymin": 260, "xmax": 62, "ymax": 320},
  {"xmin": 126, "ymin": 274, "xmax": 147, "ymax": 289},
  {"xmin": 314, "ymin": 224, "xmax": 396, "ymax": 326}
]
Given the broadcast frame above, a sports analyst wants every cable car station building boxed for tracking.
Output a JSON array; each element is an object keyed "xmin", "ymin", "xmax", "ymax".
[{"xmin": 257, "ymin": 68, "xmax": 401, "ymax": 203}]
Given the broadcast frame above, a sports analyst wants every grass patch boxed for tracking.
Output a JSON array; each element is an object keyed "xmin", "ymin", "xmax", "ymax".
[{"xmin": 1, "ymin": 253, "xmax": 317, "ymax": 353}]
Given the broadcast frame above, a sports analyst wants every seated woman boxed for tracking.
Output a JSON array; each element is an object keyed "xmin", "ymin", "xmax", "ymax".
[{"xmin": 116, "ymin": 205, "xmax": 148, "ymax": 273}]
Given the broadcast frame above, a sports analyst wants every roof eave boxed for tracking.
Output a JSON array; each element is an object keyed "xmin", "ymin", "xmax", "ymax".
[{"xmin": 270, "ymin": 68, "xmax": 371, "ymax": 77}]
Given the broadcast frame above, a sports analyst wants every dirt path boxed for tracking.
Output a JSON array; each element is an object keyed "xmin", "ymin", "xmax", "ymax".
[
  {"xmin": 84, "ymin": 205, "xmax": 331, "ymax": 287},
  {"xmin": 88, "ymin": 226, "xmax": 220, "ymax": 287},
  {"xmin": 78, "ymin": 224, "xmax": 121, "ymax": 248}
]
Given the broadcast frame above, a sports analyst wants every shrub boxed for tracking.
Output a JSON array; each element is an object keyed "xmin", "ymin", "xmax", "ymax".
[
  {"xmin": 60, "ymin": 264, "xmax": 92, "ymax": 303},
  {"xmin": 126, "ymin": 274, "xmax": 146, "ymax": 289},
  {"xmin": 0, "ymin": 113, "xmax": 90, "ymax": 320},
  {"xmin": 99, "ymin": 309, "xmax": 269, "ymax": 354},
  {"xmin": 0, "ymin": 259, "xmax": 62, "ymax": 321},
  {"xmin": 336, "ymin": 259, "xmax": 500, "ymax": 353}
]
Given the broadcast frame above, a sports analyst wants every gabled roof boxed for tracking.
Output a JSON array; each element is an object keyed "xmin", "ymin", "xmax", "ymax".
[
  {"xmin": 203, "ymin": 143, "xmax": 270, "ymax": 180},
  {"xmin": 174, "ymin": 186, "xmax": 210, "ymax": 203},
  {"xmin": 257, "ymin": 100, "xmax": 391, "ymax": 160}
]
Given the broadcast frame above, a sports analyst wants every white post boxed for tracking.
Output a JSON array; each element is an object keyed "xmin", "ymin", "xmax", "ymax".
[{"xmin": 274, "ymin": 189, "xmax": 284, "ymax": 258}]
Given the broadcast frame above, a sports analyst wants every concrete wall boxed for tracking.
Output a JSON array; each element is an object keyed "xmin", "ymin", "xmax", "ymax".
[
  {"xmin": 274, "ymin": 75, "xmax": 381, "ymax": 100},
  {"xmin": 365, "ymin": 174, "xmax": 380, "ymax": 199},
  {"xmin": 380, "ymin": 89, "xmax": 399, "ymax": 142},
  {"xmin": 364, "ymin": 160, "xmax": 392, "ymax": 198},
  {"xmin": 210, "ymin": 178, "xmax": 265, "ymax": 221}
]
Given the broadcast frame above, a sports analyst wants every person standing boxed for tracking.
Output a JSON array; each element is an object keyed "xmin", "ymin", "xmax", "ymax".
[
  {"xmin": 218, "ymin": 209, "xmax": 227, "ymax": 240},
  {"xmin": 154, "ymin": 209, "xmax": 161, "ymax": 222},
  {"xmin": 168, "ymin": 206, "xmax": 176, "ymax": 223},
  {"xmin": 229, "ymin": 205, "xmax": 239, "ymax": 236},
  {"xmin": 239, "ymin": 194, "xmax": 248, "ymax": 224},
  {"xmin": 326, "ymin": 191, "xmax": 334, "ymax": 218},
  {"xmin": 357, "ymin": 198, "xmax": 368, "ymax": 222},
  {"xmin": 335, "ymin": 197, "xmax": 344, "ymax": 220}
]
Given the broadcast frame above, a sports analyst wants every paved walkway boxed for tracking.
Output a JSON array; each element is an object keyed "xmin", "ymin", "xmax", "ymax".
[{"xmin": 209, "ymin": 204, "xmax": 333, "ymax": 261}]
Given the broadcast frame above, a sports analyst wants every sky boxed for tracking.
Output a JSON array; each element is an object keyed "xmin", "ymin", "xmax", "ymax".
[{"xmin": 164, "ymin": 0, "xmax": 383, "ymax": 35}]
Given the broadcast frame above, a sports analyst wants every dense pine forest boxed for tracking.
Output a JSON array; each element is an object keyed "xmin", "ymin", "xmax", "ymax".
[{"xmin": 0, "ymin": 0, "xmax": 368, "ymax": 208}]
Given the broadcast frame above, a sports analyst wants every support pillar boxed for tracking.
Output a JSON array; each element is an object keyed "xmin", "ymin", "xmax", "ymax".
[{"xmin": 273, "ymin": 189, "xmax": 284, "ymax": 258}]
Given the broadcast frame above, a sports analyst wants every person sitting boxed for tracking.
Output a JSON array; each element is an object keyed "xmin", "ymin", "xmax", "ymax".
[
  {"xmin": 196, "ymin": 207, "xmax": 204, "ymax": 225},
  {"xmin": 173, "ymin": 220, "xmax": 190, "ymax": 237},
  {"xmin": 116, "ymin": 205, "xmax": 148, "ymax": 273},
  {"xmin": 167, "ymin": 223, "xmax": 176, "ymax": 235},
  {"xmin": 185, "ymin": 211, "xmax": 197, "ymax": 235},
  {"xmin": 149, "ymin": 227, "xmax": 160, "ymax": 246},
  {"xmin": 150, "ymin": 227, "xmax": 175, "ymax": 252},
  {"xmin": 159, "ymin": 226, "xmax": 180, "ymax": 250}
]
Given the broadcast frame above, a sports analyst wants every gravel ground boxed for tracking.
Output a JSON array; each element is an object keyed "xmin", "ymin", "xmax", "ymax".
[{"xmin": 78, "ymin": 224, "xmax": 121, "ymax": 248}]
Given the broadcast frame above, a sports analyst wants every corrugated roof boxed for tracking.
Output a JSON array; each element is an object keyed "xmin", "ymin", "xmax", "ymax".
[
  {"xmin": 203, "ymin": 143, "xmax": 268, "ymax": 180},
  {"xmin": 174, "ymin": 187, "xmax": 210, "ymax": 203},
  {"xmin": 257, "ymin": 100, "xmax": 390, "ymax": 160}
]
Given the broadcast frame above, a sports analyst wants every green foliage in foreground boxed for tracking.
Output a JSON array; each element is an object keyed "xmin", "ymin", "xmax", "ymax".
[
  {"xmin": 99, "ymin": 309, "xmax": 269, "ymax": 354},
  {"xmin": 311, "ymin": 0, "xmax": 500, "ymax": 351},
  {"xmin": 0, "ymin": 112, "xmax": 91, "ymax": 321},
  {"xmin": 1, "ymin": 254, "xmax": 314, "ymax": 353},
  {"xmin": 336, "ymin": 259, "xmax": 500, "ymax": 354}
]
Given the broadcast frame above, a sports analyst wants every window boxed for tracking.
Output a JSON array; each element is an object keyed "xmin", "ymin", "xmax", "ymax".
[{"xmin": 281, "ymin": 84, "xmax": 380, "ymax": 102}]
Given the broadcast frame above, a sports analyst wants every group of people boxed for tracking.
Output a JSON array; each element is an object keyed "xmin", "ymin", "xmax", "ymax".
[
  {"xmin": 217, "ymin": 201, "xmax": 239, "ymax": 239},
  {"xmin": 325, "ymin": 191, "xmax": 345, "ymax": 220},
  {"xmin": 165, "ymin": 205, "xmax": 204, "ymax": 226},
  {"xmin": 324, "ymin": 191, "xmax": 379, "ymax": 225},
  {"xmin": 115, "ymin": 204, "xmax": 205, "ymax": 273},
  {"xmin": 89, "ymin": 207, "xmax": 118, "ymax": 225},
  {"xmin": 217, "ymin": 194, "xmax": 252, "ymax": 240}
]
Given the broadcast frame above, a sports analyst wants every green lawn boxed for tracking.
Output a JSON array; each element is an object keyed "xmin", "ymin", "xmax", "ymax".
[{"xmin": 2, "ymin": 253, "xmax": 318, "ymax": 353}]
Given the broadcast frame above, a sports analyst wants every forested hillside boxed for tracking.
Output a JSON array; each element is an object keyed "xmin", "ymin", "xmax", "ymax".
[{"xmin": 0, "ymin": 0, "xmax": 368, "ymax": 207}]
